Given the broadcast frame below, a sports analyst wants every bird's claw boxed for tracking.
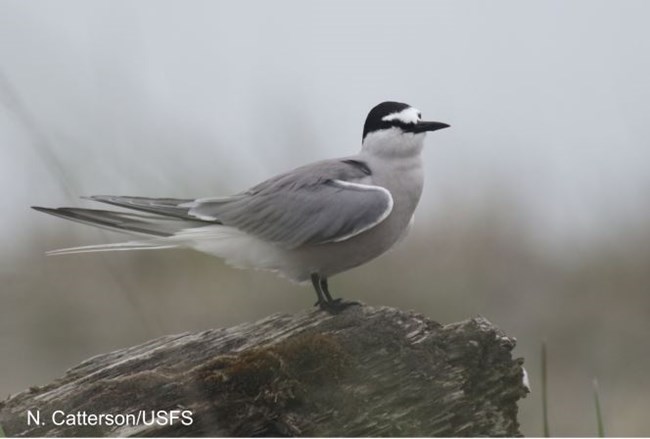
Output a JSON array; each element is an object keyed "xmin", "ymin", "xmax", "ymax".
[{"xmin": 315, "ymin": 298, "xmax": 361, "ymax": 315}]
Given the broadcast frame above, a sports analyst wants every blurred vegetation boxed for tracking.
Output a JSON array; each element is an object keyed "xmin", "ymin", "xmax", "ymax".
[{"xmin": 3, "ymin": 191, "xmax": 649, "ymax": 435}]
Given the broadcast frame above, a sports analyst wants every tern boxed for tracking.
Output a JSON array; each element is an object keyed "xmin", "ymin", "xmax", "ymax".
[{"xmin": 33, "ymin": 101, "xmax": 449, "ymax": 313}]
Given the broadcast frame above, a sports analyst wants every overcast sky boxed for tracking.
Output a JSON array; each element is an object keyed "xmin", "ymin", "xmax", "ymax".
[{"xmin": 2, "ymin": 0, "xmax": 649, "ymax": 245}]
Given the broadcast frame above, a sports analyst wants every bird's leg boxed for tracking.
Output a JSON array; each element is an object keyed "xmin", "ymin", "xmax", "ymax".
[
  {"xmin": 314, "ymin": 275, "xmax": 360, "ymax": 314},
  {"xmin": 320, "ymin": 277, "xmax": 335, "ymax": 303},
  {"xmin": 311, "ymin": 273, "xmax": 328, "ymax": 308}
]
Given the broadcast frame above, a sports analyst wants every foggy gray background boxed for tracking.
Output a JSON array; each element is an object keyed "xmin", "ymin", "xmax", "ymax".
[{"xmin": 1, "ymin": 1, "xmax": 649, "ymax": 435}]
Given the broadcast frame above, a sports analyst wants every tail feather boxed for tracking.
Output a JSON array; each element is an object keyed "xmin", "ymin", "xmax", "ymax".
[
  {"xmin": 46, "ymin": 241, "xmax": 178, "ymax": 256},
  {"xmin": 31, "ymin": 206, "xmax": 206, "ymax": 237},
  {"xmin": 32, "ymin": 201, "xmax": 267, "ymax": 262}
]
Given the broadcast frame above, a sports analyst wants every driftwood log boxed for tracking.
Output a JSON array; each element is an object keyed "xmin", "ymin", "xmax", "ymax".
[{"xmin": 0, "ymin": 305, "xmax": 528, "ymax": 437}]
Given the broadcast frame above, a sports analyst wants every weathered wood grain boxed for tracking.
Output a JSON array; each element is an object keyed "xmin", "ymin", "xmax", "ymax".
[{"xmin": 0, "ymin": 305, "xmax": 528, "ymax": 437}]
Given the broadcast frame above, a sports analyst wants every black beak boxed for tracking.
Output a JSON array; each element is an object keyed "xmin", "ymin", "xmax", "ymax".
[{"xmin": 412, "ymin": 121, "xmax": 450, "ymax": 133}]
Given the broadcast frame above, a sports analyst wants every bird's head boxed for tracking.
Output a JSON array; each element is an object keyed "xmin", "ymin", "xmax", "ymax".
[{"xmin": 361, "ymin": 101, "xmax": 449, "ymax": 157}]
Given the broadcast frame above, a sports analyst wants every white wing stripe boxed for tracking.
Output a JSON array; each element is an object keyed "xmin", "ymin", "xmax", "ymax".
[{"xmin": 329, "ymin": 180, "xmax": 393, "ymax": 242}]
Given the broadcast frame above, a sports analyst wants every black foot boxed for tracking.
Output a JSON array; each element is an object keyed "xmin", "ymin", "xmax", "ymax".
[
  {"xmin": 310, "ymin": 273, "xmax": 360, "ymax": 315},
  {"xmin": 316, "ymin": 298, "xmax": 361, "ymax": 315}
]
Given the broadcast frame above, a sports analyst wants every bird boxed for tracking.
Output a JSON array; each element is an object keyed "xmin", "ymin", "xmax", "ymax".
[{"xmin": 32, "ymin": 101, "xmax": 449, "ymax": 314}]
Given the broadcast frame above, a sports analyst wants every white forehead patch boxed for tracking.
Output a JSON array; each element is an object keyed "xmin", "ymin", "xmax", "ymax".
[{"xmin": 382, "ymin": 107, "xmax": 421, "ymax": 124}]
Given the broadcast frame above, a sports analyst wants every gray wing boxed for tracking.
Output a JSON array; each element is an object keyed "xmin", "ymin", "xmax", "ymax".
[{"xmin": 187, "ymin": 159, "xmax": 393, "ymax": 249}]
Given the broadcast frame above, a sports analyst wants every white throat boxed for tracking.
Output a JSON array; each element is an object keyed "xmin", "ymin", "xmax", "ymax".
[{"xmin": 361, "ymin": 128, "xmax": 426, "ymax": 159}]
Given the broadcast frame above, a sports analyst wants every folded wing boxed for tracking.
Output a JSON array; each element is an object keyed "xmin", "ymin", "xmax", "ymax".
[
  {"xmin": 83, "ymin": 195, "xmax": 197, "ymax": 219},
  {"xmin": 186, "ymin": 160, "xmax": 393, "ymax": 249},
  {"xmin": 36, "ymin": 159, "xmax": 393, "ymax": 249}
]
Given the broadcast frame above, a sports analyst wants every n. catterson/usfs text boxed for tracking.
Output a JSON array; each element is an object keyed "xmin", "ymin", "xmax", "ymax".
[{"xmin": 27, "ymin": 409, "xmax": 193, "ymax": 427}]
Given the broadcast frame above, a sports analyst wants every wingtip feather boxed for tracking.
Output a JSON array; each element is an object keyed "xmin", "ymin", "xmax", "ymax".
[{"xmin": 32, "ymin": 206, "xmax": 59, "ymax": 215}]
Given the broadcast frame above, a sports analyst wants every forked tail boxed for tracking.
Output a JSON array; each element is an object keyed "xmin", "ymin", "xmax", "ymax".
[{"xmin": 32, "ymin": 204, "xmax": 210, "ymax": 255}]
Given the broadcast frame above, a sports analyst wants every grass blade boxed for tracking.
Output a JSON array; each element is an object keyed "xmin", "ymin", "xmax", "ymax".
[
  {"xmin": 593, "ymin": 378, "xmax": 605, "ymax": 437},
  {"xmin": 542, "ymin": 340, "xmax": 550, "ymax": 437}
]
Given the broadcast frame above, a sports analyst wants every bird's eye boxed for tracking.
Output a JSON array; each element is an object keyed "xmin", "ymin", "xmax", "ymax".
[{"xmin": 417, "ymin": 112, "xmax": 422, "ymax": 120}]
